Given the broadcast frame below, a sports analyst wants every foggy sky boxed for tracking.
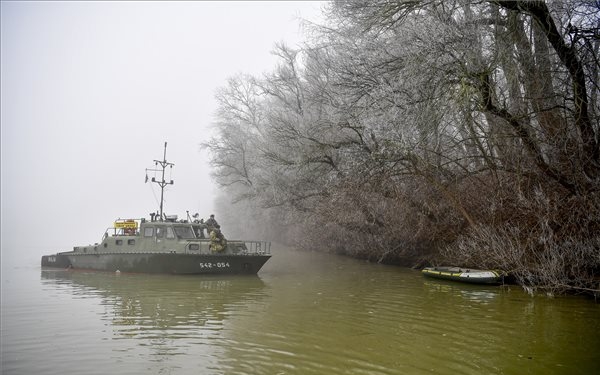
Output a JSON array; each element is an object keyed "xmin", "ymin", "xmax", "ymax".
[{"xmin": 1, "ymin": 1, "xmax": 324, "ymax": 267}]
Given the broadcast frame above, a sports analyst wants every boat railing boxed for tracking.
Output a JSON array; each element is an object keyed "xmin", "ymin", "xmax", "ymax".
[
  {"xmin": 106, "ymin": 218, "xmax": 143, "ymax": 238},
  {"xmin": 103, "ymin": 227, "xmax": 139, "ymax": 238},
  {"xmin": 244, "ymin": 240, "xmax": 271, "ymax": 255}
]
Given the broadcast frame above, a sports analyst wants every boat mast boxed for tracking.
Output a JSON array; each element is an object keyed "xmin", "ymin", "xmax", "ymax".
[{"xmin": 151, "ymin": 142, "xmax": 174, "ymax": 221}]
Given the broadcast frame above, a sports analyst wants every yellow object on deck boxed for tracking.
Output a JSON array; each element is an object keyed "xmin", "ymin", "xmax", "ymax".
[{"xmin": 114, "ymin": 220, "xmax": 138, "ymax": 229}]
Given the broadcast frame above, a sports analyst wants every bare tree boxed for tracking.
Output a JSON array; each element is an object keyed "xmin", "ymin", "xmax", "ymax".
[{"xmin": 206, "ymin": 0, "xmax": 600, "ymax": 293}]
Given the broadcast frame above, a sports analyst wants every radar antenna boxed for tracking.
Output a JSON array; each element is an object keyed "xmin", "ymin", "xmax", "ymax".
[{"xmin": 146, "ymin": 142, "xmax": 174, "ymax": 221}]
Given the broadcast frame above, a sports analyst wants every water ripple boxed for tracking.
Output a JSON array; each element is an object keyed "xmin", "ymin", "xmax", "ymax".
[{"xmin": 2, "ymin": 257, "xmax": 599, "ymax": 375}]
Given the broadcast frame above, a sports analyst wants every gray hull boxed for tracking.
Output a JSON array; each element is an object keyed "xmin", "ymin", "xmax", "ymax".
[{"xmin": 42, "ymin": 252, "xmax": 270, "ymax": 275}]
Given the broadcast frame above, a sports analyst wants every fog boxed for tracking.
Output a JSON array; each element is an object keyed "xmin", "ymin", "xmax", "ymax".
[{"xmin": 1, "ymin": 1, "xmax": 324, "ymax": 267}]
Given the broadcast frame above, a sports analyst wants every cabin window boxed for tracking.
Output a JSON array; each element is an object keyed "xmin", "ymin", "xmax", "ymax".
[
  {"xmin": 156, "ymin": 227, "xmax": 164, "ymax": 238},
  {"xmin": 166, "ymin": 227, "xmax": 175, "ymax": 239},
  {"xmin": 173, "ymin": 226, "xmax": 195, "ymax": 239},
  {"xmin": 128, "ymin": 239, "xmax": 135, "ymax": 245},
  {"xmin": 144, "ymin": 227, "xmax": 154, "ymax": 237},
  {"xmin": 189, "ymin": 244, "xmax": 199, "ymax": 251},
  {"xmin": 104, "ymin": 243, "xmax": 107, "ymax": 248},
  {"xmin": 116, "ymin": 239, "xmax": 123, "ymax": 245}
]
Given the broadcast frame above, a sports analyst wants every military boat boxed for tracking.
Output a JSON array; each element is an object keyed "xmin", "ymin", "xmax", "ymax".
[{"xmin": 41, "ymin": 143, "xmax": 271, "ymax": 275}]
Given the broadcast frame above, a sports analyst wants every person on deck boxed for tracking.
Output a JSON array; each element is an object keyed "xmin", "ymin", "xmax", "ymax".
[
  {"xmin": 205, "ymin": 214, "xmax": 218, "ymax": 229},
  {"xmin": 209, "ymin": 225, "xmax": 227, "ymax": 252}
]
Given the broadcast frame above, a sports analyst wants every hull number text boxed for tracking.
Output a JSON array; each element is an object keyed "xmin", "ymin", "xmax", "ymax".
[{"xmin": 199, "ymin": 262, "xmax": 230, "ymax": 269}]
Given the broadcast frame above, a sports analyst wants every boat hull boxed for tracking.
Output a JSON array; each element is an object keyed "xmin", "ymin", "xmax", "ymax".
[
  {"xmin": 422, "ymin": 267, "xmax": 504, "ymax": 285},
  {"xmin": 42, "ymin": 252, "xmax": 271, "ymax": 275}
]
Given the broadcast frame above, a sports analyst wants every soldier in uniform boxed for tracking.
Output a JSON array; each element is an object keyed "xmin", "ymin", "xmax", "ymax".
[
  {"xmin": 205, "ymin": 214, "xmax": 218, "ymax": 229},
  {"xmin": 209, "ymin": 224, "xmax": 227, "ymax": 252}
]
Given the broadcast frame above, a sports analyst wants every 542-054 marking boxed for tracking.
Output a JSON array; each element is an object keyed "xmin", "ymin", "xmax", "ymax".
[{"xmin": 199, "ymin": 262, "xmax": 230, "ymax": 269}]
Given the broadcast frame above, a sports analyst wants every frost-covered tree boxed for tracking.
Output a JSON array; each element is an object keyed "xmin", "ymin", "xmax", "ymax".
[{"xmin": 206, "ymin": 0, "xmax": 600, "ymax": 293}]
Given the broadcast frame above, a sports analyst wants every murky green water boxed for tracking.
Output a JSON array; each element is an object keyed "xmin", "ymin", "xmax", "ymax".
[{"xmin": 2, "ymin": 246, "xmax": 599, "ymax": 374}]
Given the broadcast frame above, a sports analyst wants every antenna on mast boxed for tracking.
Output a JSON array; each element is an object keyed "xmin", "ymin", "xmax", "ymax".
[{"xmin": 147, "ymin": 142, "xmax": 174, "ymax": 221}]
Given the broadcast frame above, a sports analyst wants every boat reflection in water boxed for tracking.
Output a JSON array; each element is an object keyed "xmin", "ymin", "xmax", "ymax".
[
  {"xmin": 422, "ymin": 279, "xmax": 501, "ymax": 304},
  {"xmin": 40, "ymin": 269, "xmax": 267, "ymax": 342}
]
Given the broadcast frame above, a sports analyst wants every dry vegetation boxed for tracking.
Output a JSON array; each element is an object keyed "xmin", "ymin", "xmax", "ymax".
[{"xmin": 206, "ymin": 0, "xmax": 600, "ymax": 295}]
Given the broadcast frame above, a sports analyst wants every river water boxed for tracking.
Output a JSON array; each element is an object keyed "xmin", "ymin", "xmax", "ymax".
[{"xmin": 2, "ymin": 246, "xmax": 599, "ymax": 375}]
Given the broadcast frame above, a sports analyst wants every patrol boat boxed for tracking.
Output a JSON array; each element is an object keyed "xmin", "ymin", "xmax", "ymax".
[{"xmin": 41, "ymin": 143, "xmax": 271, "ymax": 274}]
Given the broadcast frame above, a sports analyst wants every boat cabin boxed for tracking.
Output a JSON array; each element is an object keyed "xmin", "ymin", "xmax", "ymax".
[
  {"xmin": 70, "ymin": 216, "xmax": 233, "ymax": 255},
  {"xmin": 108, "ymin": 218, "xmax": 210, "ymax": 240}
]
